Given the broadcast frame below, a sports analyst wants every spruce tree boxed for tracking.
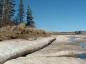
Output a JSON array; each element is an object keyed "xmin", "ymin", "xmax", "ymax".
[
  {"xmin": 26, "ymin": 5, "xmax": 35, "ymax": 27},
  {"xmin": 1, "ymin": 0, "xmax": 15, "ymax": 26},
  {"xmin": 13, "ymin": 14, "xmax": 20, "ymax": 25},
  {"xmin": 2, "ymin": 0, "xmax": 8, "ymax": 25},
  {"xmin": 0, "ymin": 0, "xmax": 3, "ymax": 27},
  {"xmin": 8, "ymin": 0, "xmax": 15, "ymax": 20},
  {"xmin": 0, "ymin": 0, "xmax": 3, "ymax": 18},
  {"xmin": 18, "ymin": 0, "xmax": 24, "ymax": 23}
]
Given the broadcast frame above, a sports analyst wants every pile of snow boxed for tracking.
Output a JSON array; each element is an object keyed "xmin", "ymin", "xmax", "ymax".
[
  {"xmin": 27, "ymin": 50, "xmax": 86, "ymax": 57},
  {"xmin": 4, "ymin": 50, "xmax": 86, "ymax": 64},
  {"xmin": 3, "ymin": 35, "xmax": 86, "ymax": 64},
  {"xmin": 4, "ymin": 56, "xmax": 86, "ymax": 64},
  {"xmin": 55, "ymin": 35, "xmax": 70, "ymax": 42},
  {"xmin": 0, "ymin": 37, "xmax": 55, "ymax": 64}
]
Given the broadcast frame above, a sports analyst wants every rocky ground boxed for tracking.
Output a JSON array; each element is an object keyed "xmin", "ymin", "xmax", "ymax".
[{"xmin": 0, "ymin": 35, "xmax": 86, "ymax": 64}]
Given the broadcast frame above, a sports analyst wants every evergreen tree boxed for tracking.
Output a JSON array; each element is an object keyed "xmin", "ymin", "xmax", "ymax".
[
  {"xmin": 8, "ymin": 0, "xmax": 15, "ymax": 20},
  {"xmin": 2, "ymin": 0, "xmax": 8, "ymax": 25},
  {"xmin": 13, "ymin": 14, "xmax": 20, "ymax": 25},
  {"xmin": 0, "ymin": 0, "xmax": 3, "ymax": 18},
  {"xmin": 0, "ymin": 0, "xmax": 3, "ymax": 27},
  {"xmin": 1, "ymin": 0, "xmax": 15, "ymax": 26},
  {"xmin": 18, "ymin": 0, "xmax": 24, "ymax": 23},
  {"xmin": 26, "ymin": 5, "xmax": 35, "ymax": 27}
]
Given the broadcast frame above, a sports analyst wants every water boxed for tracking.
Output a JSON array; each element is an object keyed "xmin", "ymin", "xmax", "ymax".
[
  {"xmin": 79, "ymin": 42, "xmax": 86, "ymax": 59},
  {"xmin": 69, "ymin": 36, "xmax": 86, "ymax": 46},
  {"xmin": 79, "ymin": 54, "xmax": 86, "ymax": 59},
  {"xmin": 69, "ymin": 37, "xmax": 86, "ymax": 59},
  {"xmin": 80, "ymin": 42, "xmax": 86, "ymax": 46}
]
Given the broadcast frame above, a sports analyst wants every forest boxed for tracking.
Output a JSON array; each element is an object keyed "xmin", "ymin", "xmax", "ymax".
[{"xmin": 0, "ymin": 0, "xmax": 35, "ymax": 27}]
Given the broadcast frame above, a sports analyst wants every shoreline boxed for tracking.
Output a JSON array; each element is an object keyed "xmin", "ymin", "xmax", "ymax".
[{"xmin": 0, "ymin": 35, "xmax": 85, "ymax": 64}]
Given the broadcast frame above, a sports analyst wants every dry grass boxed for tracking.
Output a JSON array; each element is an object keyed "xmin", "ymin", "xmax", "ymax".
[{"xmin": 0, "ymin": 25, "xmax": 50, "ymax": 41}]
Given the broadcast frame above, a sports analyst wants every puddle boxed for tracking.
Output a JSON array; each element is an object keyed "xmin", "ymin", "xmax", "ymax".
[
  {"xmin": 77, "ymin": 54, "xmax": 86, "ymax": 59},
  {"xmin": 69, "ymin": 37, "xmax": 86, "ymax": 59},
  {"xmin": 69, "ymin": 36, "xmax": 86, "ymax": 45},
  {"xmin": 80, "ymin": 42, "xmax": 86, "ymax": 46}
]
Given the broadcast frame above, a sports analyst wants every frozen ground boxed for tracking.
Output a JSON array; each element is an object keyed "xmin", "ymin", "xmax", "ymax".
[
  {"xmin": 0, "ymin": 35, "xmax": 86, "ymax": 64},
  {"xmin": 0, "ymin": 37, "xmax": 55, "ymax": 64}
]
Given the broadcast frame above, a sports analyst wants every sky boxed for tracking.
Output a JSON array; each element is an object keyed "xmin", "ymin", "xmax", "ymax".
[{"xmin": 16, "ymin": 0, "xmax": 86, "ymax": 32}]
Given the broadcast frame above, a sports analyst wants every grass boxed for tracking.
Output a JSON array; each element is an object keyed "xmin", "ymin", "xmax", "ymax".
[{"xmin": 0, "ymin": 25, "xmax": 51, "ymax": 41}]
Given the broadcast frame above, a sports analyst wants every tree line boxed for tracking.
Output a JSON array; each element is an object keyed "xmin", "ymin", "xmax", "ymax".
[{"xmin": 0, "ymin": 0, "xmax": 35, "ymax": 27}]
